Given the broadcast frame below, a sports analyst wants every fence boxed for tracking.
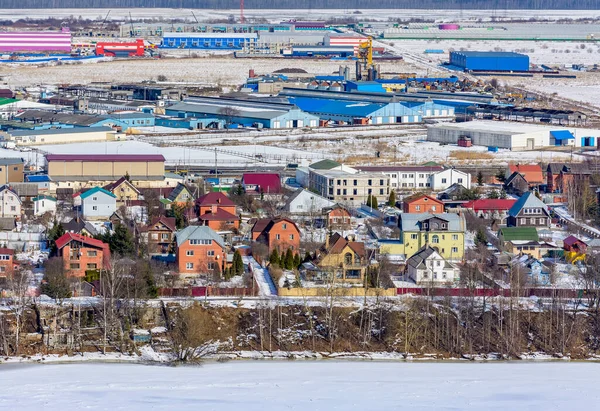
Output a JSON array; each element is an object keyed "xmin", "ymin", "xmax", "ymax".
[{"xmin": 396, "ymin": 287, "xmax": 582, "ymax": 298}]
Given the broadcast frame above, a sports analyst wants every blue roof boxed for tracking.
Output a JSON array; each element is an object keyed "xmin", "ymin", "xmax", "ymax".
[
  {"xmin": 288, "ymin": 97, "xmax": 386, "ymax": 117},
  {"xmin": 80, "ymin": 186, "xmax": 117, "ymax": 200},
  {"xmin": 508, "ymin": 192, "xmax": 548, "ymax": 217},
  {"xmin": 550, "ymin": 130, "xmax": 574, "ymax": 141},
  {"xmin": 26, "ymin": 174, "xmax": 51, "ymax": 182},
  {"xmin": 452, "ymin": 51, "xmax": 528, "ymax": 58}
]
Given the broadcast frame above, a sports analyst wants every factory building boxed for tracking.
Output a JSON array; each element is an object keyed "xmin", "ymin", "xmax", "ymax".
[
  {"xmin": 427, "ymin": 121, "xmax": 600, "ymax": 150},
  {"xmin": 283, "ymin": 45, "xmax": 355, "ymax": 58},
  {"xmin": 165, "ymin": 97, "xmax": 320, "ymax": 129},
  {"xmin": 280, "ymin": 88, "xmax": 455, "ymax": 124},
  {"xmin": 0, "ymin": 28, "xmax": 71, "ymax": 53},
  {"xmin": 1, "ymin": 127, "xmax": 117, "ymax": 146},
  {"xmin": 449, "ymin": 51, "xmax": 530, "ymax": 72},
  {"xmin": 324, "ymin": 33, "xmax": 368, "ymax": 52},
  {"xmin": 160, "ymin": 32, "xmax": 258, "ymax": 50}
]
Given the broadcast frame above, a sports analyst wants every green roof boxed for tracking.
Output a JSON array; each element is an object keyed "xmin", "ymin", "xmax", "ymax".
[
  {"xmin": 0, "ymin": 98, "xmax": 17, "ymax": 106},
  {"xmin": 498, "ymin": 227, "xmax": 539, "ymax": 242},
  {"xmin": 80, "ymin": 186, "xmax": 117, "ymax": 200},
  {"xmin": 421, "ymin": 161, "xmax": 441, "ymax": 167},
  {"xmin": 309, "ymin": 159, "xmax": 341, "ymax": 170},
  {"xmin": 32, "ymin": 195, "xmax": 57, "ymax": 202}
]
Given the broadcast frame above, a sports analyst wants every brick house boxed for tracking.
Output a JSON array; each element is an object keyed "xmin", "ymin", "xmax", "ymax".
[
  {"xmin": 402, "ymin": 194, "xmax": 444, "ymax": 214},
  {"xmin": 507, "ymin": 164, "xmax": 544, "ymax": 188},
  {"xmin": 140, "ymin": 216, "xmax": 177, "ymax": 255},
  {"xmin": 251, "ymin": 217, "xmax": 300, "ymax": 254},
  {"xmin": 462, "ymin": 199, "xmax": 517, "ymax": 224},
  {"xmin": 0, "ymin": 247, "xmax": 15, "ymax": 277},
  {"xmin": 196, "ymin": 192, "xmax": 239, "ymax": 231},
  {"xmin": 324, "ymin": 205, "xmax": 352, "ymax": 230},
  {"xmin": 55, "ymin": 233, "xmax": 111, "ymax": 277},
  {"xmin": 176, "ymin": 226, "xmax": 227, "ymax": 275}
]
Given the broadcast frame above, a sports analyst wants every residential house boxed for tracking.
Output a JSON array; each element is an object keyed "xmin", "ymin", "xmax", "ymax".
[
  {"xmin": 497, "ymin": 227, "xmax": 553, "ymax": 258},
  {"xmin": 511, "ymin": 255, "xmax": 551, "ymax": 286},
  {"xmin": 167, "ymin": 183, "xmax": 195, "ymax": 206},
  {"xmin": 405, "ymin": 246, "xmax": 459, "ymax": 285},
  {"xmin": 25, "ymin": 174, "xmax": 51, "ymax": 192},
  {"xmin": 63, "ymin": 217, "xmax": 98, "ymax": 237},
  {"xmin": 554, "ymin": 164, "xmax": 592, "ymax": 195},
  {"xmin": 563, "ymin": 235, "xmax": 587, "ymax": 254},
  {"xmin": 0, "ymin": 185, "xmax": 22, "ymax": 219},
  {"xmin": 242, "ymin": 173, "xmax": 282, "ymax": 195},
  {"xmin": 437, "ymin": 183, "xmax": 469, "ymax": 201},
  {"xmin": 507, "ymin": 164, "xmax": 544, "ymax": 188},
  {"xmin": 503, "ymin": 171, "xmax": 529, "ymax": 197},
  {"xmin": 402, "ymin": 194, "xmax": 444, "ymax": 214},
  {"xmin": 251, "ymin": 217, "xmax": 300, "ymax": 254},
  {"xmin": 0, "ymin": 247, "xmax": 14, "ymax": 277},
  {"xmin": 196, "ymin": 192, "xmax": 239, "ymax": 231},
  {"xmin": 104, "ymin": 177, "xmax": 141, "ymax": 205},
  {"xmin": 80, "ymin": 187, "xmax": 117, "ymax": 220},
  {"xmin": 429, "ymin": 168, "xmax": 471, "ymax": 191},
  {"xmin": 55, "ymin": 232, "xmax": 110, "ymax": 277},
  {"xmin": 32, "ymin": 195, "xmax": 57, "ymax": 216},
  {"xmin": 462, "ymin": 199, "xmax": 517, "ymax": 224},
  {"xmin": 507, "ymin": 192, "xmax": 550, "ymax": 228},
  {"xmin": 313, "ymin": 233, "xmax": 369, "ymax": 283},
  {"xmin": 140, "ymin": 216, "xmax": 177, "ymax": 255},
  {"xmin": 175, "ymin": 225, "xmax": 227, "ymax": 275},
  {"xmin": 284, "ymin": 188, "xmax": 335, "ymax": 215},
  {"xmin": 324, "ymin": 205, "xmax": 352, "ymax": 230},
  {"xmin": 0, "ymin": 158, "xmax": 24, "ymax": 184},
  {"xmin": 398, "ymin": 213, "xmax": 466, "ymax": 261}
]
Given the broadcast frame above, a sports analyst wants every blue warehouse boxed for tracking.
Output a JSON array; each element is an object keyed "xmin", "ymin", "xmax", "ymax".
[
  {"xmin": 160, "ymin": 32, "xmax": 258, "ymax": 50},
  {"xmin": 166, "ymin": 97, "xmax": 320, "ymax": 129},
  {"xmin": 449, "ymin": 51, "xmax": 530, "ymax": 72},
  {"xmin": 279, "ymin": 88, "xmax": 455, "ymax": 124}
]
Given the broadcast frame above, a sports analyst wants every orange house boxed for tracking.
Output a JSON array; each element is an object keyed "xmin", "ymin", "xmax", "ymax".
[
  {"xmin": 0, "ymin": 247, "xmax": 15, "ymax": 277},
  {"xmin": 196, "ymin": 192, "xmax": 239, "ymax": 231},
  {"xmin": 508, "ymin": 164, "xmax": 544, "ymax": 187},
  {"xmin": 402, "ymin": 194, "xmax": 444, "ymax": 214},
  {"xmin": 251, "ymin": 217, "xmax": 300, "ymax": 254},
  {"xmin": 55, "ymin": 233, "xmax": 111, "ymax": 277},
  {"xmin": 325, "ymin": 206, "xmax": 352, "ymax": 230},
  {"xmin": 176, "ymin": 225, "xmax": 227, "ymax": 275}
]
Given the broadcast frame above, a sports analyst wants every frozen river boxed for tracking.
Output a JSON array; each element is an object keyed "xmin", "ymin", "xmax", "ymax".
[{"xmin": 0, "ymin": 361, "xmax": 597, "ymax": 410}]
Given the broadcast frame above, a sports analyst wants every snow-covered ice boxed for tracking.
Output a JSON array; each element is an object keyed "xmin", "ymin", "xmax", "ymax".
[{"xmin": 0, "ymin": 361, "xmax": 598, "ymax": 410}]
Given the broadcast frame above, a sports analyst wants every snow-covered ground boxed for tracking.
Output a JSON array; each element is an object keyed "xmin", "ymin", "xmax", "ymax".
[{"xmin": 1, "ymin": 361, "xmax": 599, "ymax": 410}]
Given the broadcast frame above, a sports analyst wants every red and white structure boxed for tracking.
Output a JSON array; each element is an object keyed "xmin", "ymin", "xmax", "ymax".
[
  {"xmin": 324, "ymin": 33, "xmax": 368, "ymax": 54},
  {"xmin": 0, "ymin": 27, "xmax": 71, "ymax": 53},
  {"xmin": 95, "ymin": 40, "xmax": 145, "ymax": 57}
]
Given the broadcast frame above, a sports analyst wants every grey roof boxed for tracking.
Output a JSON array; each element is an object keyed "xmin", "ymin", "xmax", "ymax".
[
  {"xmin": 176, "ymin": 225, "xmax": 225, "ymax": 248},
  {"xmin": 406, "ymin": 246, "xmax": 454, "ymax": 270},
  {"xmin": 399, "ymin": 213, "xmax": 466, "ymax": 232},
  {"xmin": 0, "ymin": 217, "xmax": 15, "ymax": 231},
  {"xmin": 10, "ymin": 183, "xmax": 39, "ymax": 197},
  {"xmin": 15, "ymin": 110, "xmax": 108, "ymax": 127},
  {"xmin": 8, "ymin": 126, "xmax": 115, "ymax": 137},
  {"xmin": 63, "ymin": 217, "xmax": 98, "ymax": 236},
  {"xmin": 0, "ymin": 158, "xmax": 24, "ymax": 165},
  {"xmin": 508, "ymin": 192, "xmax": 549, "ymax": 217},
  {"xmin": 168, "ymin": 101, "xmax": 290, "ymax": 121}
]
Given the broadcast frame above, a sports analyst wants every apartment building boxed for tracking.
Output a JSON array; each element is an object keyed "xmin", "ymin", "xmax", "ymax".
[
  {"xmin": 309, "ymin": 168, "xmax": 390, "ymax": 206},
  {"xmin": 355, "ymin": 165, "xmax": 444, "ymax": 190}
]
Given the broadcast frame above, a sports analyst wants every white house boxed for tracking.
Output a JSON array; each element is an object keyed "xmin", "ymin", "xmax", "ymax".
[
  {"xmin": 80, "ymin": 187, "xmax": 117, "ymax": 220},
  {"xmin": 284, "ymin": 188, "xmax": 336, "ymax": 214},
  {"xmin": 429, "ymin": 168, "xmax": 471, "ymax": 191},
  {"xmin": 405, "ymin": 246, "xmax": 460, "ymax": 285},
  {"xmin": 33, "ymin": 195, "xmax": 57, "ymax": 216},
  {"xmin": 0, "ymin": 185, "xmax": 22, "ymax": 219}
]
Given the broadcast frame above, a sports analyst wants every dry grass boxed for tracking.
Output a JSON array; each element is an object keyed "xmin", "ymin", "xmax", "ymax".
[{"xmin": 449, "ymin": 151, "xmax": 494, "ymax": 161}]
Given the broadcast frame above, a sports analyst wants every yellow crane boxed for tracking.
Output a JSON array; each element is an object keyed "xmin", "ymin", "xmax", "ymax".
[{"xmin": 358, "ymin": 36, "xmax": 373, "ymax": 70}]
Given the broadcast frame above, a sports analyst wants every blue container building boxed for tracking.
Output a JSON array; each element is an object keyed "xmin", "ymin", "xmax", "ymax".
[{"xmin": 449, "ymin": 51, "xmax": 530, "ymax": 72}]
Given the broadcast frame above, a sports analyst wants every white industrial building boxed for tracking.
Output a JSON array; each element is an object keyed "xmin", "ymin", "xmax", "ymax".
[
  {"xmin": 427, "ymin": 121, "xmax": 600, "ymax": 150},
  {"xmin": 1, "ymin": 127, "xmax": 118, "ymax": 146}
]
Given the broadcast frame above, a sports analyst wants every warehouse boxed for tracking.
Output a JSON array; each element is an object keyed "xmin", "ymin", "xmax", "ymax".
[
  {"xmin": 280, "ymin": 88, "xmax": 455, "ymax": 124},
  {"xmin": 160, "ymin": 33, "xmax": 258, "ymax": 50},
  {"xmin": 166, "ymin": 97, "xmax": 320, "ymax": 129},
  {"xmin": 1, "ymin": 127, "xmax": 117, "ymax": 146},
  {"xmin": 324, "ymin": 33, "xmax": 367, "ymax": 51},
  {"xmin": 427, "ymin": 121, "xmax": 600, "ymax": 150},
  {"xmin": 284, "ymin": 45, "xmax": 355, "ymax": 58},
  {"xmin": 46, "ymin": 154, "xmax": 166, "ymax": 183},
  {"xmin": 449, "ymin": 51, "xmax": 530, "ymax": 72},
  {"xmin": 0, "ymin": 28, "xmax": 71, "ymax": 53}
]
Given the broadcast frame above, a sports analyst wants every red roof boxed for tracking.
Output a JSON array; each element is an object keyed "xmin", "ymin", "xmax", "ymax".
[
  {"xmin": 563, "ymin": 235, "xmax": 587, "ymax": 247},
  {"xmin": 46, "ymin": 154, "xmax": 165, "ymax": 162},
  {"xmin": 199, "ymin": 209, "xmax": 238, "ymax": 221},
  {"xmin": 403, "ymin": 194, "xmax": 442, "ymax": 204},
  {"xmin": 463, "ymin": 199, "xmax": 517, "ymax": 211},
  {"xmin": 55, "ymin": 232, "xmax": 109, "ymax": 252},
  {"xmin": 196, "ymin": 192, "xmax": 235, "ymax": 207},
  {"xmin": 508, "ymin": 164, "xmax": 544, "ymax": 183},
  {"xmin": 242, "ymin": 173, "xmax": 281, "ymax": 193},
  {"xmin": 0, "ymin": 247, "xmax": 15, "ymax": 255}
]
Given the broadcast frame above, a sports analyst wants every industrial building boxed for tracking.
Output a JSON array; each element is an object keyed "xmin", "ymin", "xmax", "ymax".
[
  {"xmin": 1, "ymin": 127, "xmax": 117, "ymax": 146},
  {"xmin": 324, "ymin": 33, "xmax": 368, "ymax": 51},
  {"xmin": 46, "ymin": 154, "xmax": 166, "ymax": 183},
  {"xmin": 283, "ymin": 46, "xmax": 355, "ymax": 58},
  {"xmin": 279, "ymin": 88, "xmax": 455, "ymax": 124},
  {"xmin": 165, "ymin": 97, "xmax": 320, "ymax": 129},
  {"xmin": 0, "ymin": 28, "xmax": 71, "ymax": 53},
  {"xmin": 6, "ymin": 110, "xmax": 154, "ymax": 132},
  {"xmin": 427, "ymin": 121, "xmax": 600, "ymax": 150},
  {"xmin": 95, "ymin": 40, "xmax": 146, "ymax": 57},
  {"xmin": 160, "ymin": 32, "xmax": 258, "ymax": 50},
  {"xmin": 449, "ymin": 51, "xmax": 530, "ymax": 72}
]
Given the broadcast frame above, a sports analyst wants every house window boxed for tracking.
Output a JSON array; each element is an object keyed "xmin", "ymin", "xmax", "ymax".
[
  {"xmin": 368, "ymin": 180, "xmax": 372, "ymax": 186},
  {"xmin": 276, "ymin": 234, "xmax": 281, "ymax": 240},
  {"xmin": 151, "ymin": 233, "xmax": 158, "ymax": 240},
  {"xmin": 344, "ymin": 253, "xmax": 353, "ymax": 265},
  {"xmin": 415, "ymin": 205, "xmax": 421, "ymax": 211},
  {"xmin": 0, "ymin": 255, "xmax": 9, "ymax": 261},
  {"xmin": 10, "ymin": 206, "xmax": 15, "ymax": 212},
  {"xmin": 432, "ymin": 206, "xmax": 436, "ymax": 211},
  {"xmin": 353, "ymin": 189, "xmax": 358, "ymax": 195},
  {"xmin": 86, "ymin": 263, "xmax": 97, "ymax": 269},
  {"xmin": 282, "ymin": 223, "xmax": 287, "ymax": 229},
  {"xmin": 451, "ymin": 247, "xmax": 458, "ymax": 253},
  {"xmin": 380, "ymin": 189, "xmax": 384, "ymax": 195},
  {"xmin": 190, "ymin": 239, "xmax": 212, "ymax": 245},
  {"xmin": 161, "ymin": 233, "xmax": 169, "ymax": 240},
  {"xmin": 207, "ymin": 250, "xmax": 215, "ymax": 256},
  {"xmin": 432, "ymin": 235, "xmax": 440, "ymax": 244},
  {"xmin": 208, "ymin": 262, "xmax": 216, "ymax": 270},
  {"xmin": 380, "ymin": 179, "xmax": 384, "ymax": 185},
  {"xmin": 186, "ymin": 262, "xmax": 194, "ymax": 270},
  {"xmin": 337, "ymin": 189, "xmax": 341, "ymax": 195},
  {"xmin": 441, "ymin": 178, "xmax": 447, "ymax": 184},
  {"xmin": 186, "ymin": 250, "xmax": 194, "ymax": 256},
  {"xmin": 87, "ymin": 251, "xmax": 97, "ymax": 257},
  {"xmin": 452, "ymin": 234, "xmax": 458, "ymax": 240},
  {"xmin": 70, "ymin": 263, "xmax": 80, "ymax": 269},
  {"xmin": 539, "ymin": 218, "xmax": 545, "ymax": 225},
  {"xmin": 0, "ymin": 266, "xmax": 4, "ymax": 273},
  {"xmin": 93, "ymin": 196, "xmax": 97, "ymax": 201},
  {"xmin": 290, "ymin": 234, "xmax": 294, "ymax": 240},
  {"xmin": 411, "ymin": 234, "xmax": 418, "ymax": 240},
  {"xmin": 458, "ymin": 178, "xmax": 463, "ymax": 184},
  {"xmin": 520, "ymin": 218, "xmax": 526, "ymax": 225},
  {"xmin": 353, "ymin": 180, "xmax": 358, "ymax": 186}
]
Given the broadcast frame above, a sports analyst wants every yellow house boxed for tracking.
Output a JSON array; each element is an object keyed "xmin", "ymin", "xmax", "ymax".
[
  {"xmin": 398, "ymin": 213, "xmax": 466, "ymax": 261},
  {"xmin": 315, "ymin": 233, "xmax": 369, "ymax": 283},
  {"xmin": 104, "ymin": 176, "xmax": 141, "ymax": 205}
]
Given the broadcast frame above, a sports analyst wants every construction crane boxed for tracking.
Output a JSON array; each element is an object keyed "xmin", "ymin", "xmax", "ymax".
[
  {"xmin": 240, "ymin": 0, "xmax": 245, "ymax": 24},
  {"xmin": 357, "ymin": 36, "xmax": 376, "ymax": 80}
]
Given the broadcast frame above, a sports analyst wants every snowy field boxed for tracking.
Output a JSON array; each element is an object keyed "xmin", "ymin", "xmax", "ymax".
[{"xmin": 1, "ymin": 361, "xmax": 599, "ymax": 410}]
